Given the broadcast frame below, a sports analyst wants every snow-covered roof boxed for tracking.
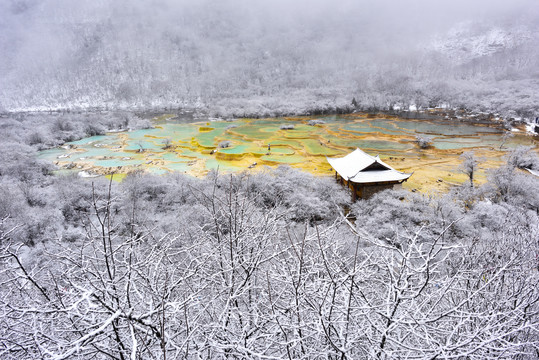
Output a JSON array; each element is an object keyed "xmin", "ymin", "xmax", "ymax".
[
  {"xmin": 327, "ymin": 148, "xmax": 412, "ymax": 184},
  {"xmin": 527, "ymin": 168, "xmax": 539, "ymax": 177},
  {"xmin": 348, "ymin": 169, "xmax": 412, "ymax": 183}
]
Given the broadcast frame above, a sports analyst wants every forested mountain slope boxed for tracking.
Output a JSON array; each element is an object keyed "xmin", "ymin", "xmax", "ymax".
[{"xmin": 1, "ymin": 0, "xmax": 538, "ymax": 118}]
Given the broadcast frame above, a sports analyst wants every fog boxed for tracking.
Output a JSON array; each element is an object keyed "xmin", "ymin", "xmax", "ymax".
[{"xmin": 1, "ymin": 0, "xmax": 538, "ymax": 114}]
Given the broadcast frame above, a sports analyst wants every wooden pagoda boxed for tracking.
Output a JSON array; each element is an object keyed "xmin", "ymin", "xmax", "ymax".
[{"xmin": 327, "ymin": 148, "xmax": 412, "ymax": 201}]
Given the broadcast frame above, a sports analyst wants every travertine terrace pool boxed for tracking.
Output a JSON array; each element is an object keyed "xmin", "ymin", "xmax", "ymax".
[{"xmin": 39, "ymin": 113, "xmax": 538, "ymax": 192}]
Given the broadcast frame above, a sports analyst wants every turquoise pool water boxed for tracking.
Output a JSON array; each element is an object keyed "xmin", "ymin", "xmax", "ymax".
[{"xmin": 39, "ymin": 114, "xmax": 536, "ymax": 177}]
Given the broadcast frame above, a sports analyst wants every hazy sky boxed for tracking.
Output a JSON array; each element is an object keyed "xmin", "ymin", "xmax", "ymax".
[{"xmin": 2, "ymin": 0, "xmax": 536, "ymax": 59}]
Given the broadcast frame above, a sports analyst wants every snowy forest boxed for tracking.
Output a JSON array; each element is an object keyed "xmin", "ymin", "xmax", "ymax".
[
  {"xmin": 1, "ymin": 0, "xmax": 539, "ymax": 359},
  {"xmin": 1, "ymin": 0, "xmax": 539, "ymax": 118},
  {"xmin": 1, "ymin": 114, "xmax": 538, "ymax": 358}
]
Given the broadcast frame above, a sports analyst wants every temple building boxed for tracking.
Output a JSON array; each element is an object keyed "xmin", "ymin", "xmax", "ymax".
[{"xmin": 327, "ymin": 148, "xmax": 412, "ymax": 201}]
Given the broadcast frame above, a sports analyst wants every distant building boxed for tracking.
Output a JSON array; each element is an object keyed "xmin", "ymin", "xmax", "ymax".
[{"xmin": 327, "ymin": 148, "xmax": 412, "ymax": 201}]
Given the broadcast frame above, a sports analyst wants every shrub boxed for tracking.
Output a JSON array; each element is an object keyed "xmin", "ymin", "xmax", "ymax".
[
  {"xmin": 414, "ymin": 135, "xmax": 432, "ymax": 149},
  {"xmin": 279, "ymin": 124, "xmax": 295, "ymax": 130},
  {"xmin": 218, "ymin": 140, "xmax": 231, "ymax": 148},
  {"xmin": 85, "ymin": 124, "xmax": 105, "ymax": 136},
  {"xmin": 308, "ymin": 119, "xmax": 326, "ymax": 126},
  {"xmin": 506, "ymin": 146, "xmax": 539, "ymax": 170}
]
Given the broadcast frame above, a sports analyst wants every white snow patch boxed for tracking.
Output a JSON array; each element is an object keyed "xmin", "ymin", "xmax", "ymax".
[
  {"xmin": 525, "ymin": 123, "xmax": 538, "ymax": 134},
  {"xmin": 78, "ymin": 171, "xmax": 100, "ymax": 178}
]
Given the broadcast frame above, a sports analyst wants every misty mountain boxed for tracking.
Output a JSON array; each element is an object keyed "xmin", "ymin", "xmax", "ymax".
[
  {"xmin": 432, "ymin": 22, "xmax": 538, "ymax": 64},
  {"xmin": 1, "ymin": 0, "xmax": 538, "ymax": 116}
]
